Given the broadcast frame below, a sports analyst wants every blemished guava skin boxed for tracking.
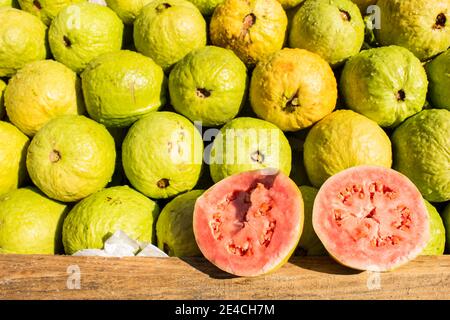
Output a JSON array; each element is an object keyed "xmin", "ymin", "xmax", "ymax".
[
  {"xmin": 18, "ymin": 0, "xmax": 87, "ymax": 25},
  {"xmin": 0, "ymin": 121, "xmax": 29, "ymax": 197},
  {"xmin": 375, "ymin": 0, "xmax": 450, "ymax": 61},
  {"xmin": 0, "ymin": 80, "xmax": 5, "ymax": 119},
  {"xmin": 250, "ymin": 48, "xmax": 337, "ymax": 132},
  {"xmin": 421, "ymin": 200, "xmax": 446, "ymax": 256},
  {"xmin": 187, "ymin": 0, "xmax": 223, "ymax": 15},
  {"xmin": 443, "ymin": 203, "xmax": 450, "ymax": 253},
  {"xmin": 48, "ymin": 2, "xmax": 124, "ymax": 73},
  {"xmin": 0, "ymin": 187, "xmax": 69, "ymax": 254},
  {"xmin": 156, "ymin": 189, "xmax": 204, "ymax": 257},
  {"xmin": 0, "ymin": 8, "xmax": 48, "ymax": 77},
  {"xmin": 289, "ymin": 0, "xmax": 365, "ymax": 67},
  {"xmin": 122, "ymin": 111, "xmax": 204, "ymax": 199},
  {"xmin": 26, "ymin": 115, "xmax": 116, "ymax": 202},
  {"xmin": 169, "ymin": 46, "xmax": 247, "ymax": 127},
  {"xmin": 210, "ymin": 0, "xmax": 287, "ymax": 66},
  {"xmin": 304, "ymin": 110, "xmax": 392, "ymax": 188},
  {"xmin": 134, "ymin": 0, "xmax": 207, "ymax": 71},
  {"xmin": 392, "ymin": 109, "xmax": 450, "ymax": 203},
  {"xmin": 340, "ymin": 46, "xmax": 428, "ymax": 128},
  {"xmin": 209, "ymin": 117, "xmax": 292, "ymax": 183},
  {"xmin": 105, "ymin": 0, "xmax": 152, "ymax": 24},
  {"xmin": 82, "ymin": 50, "xmax": 166, "ymax": 127},
  {"xmin": 426, "ymin": 50, "xmax": 450, "ymax": 111},
  {"xmin": 5, "ymin": 60, "xmax": 85, "ymax": 136}
]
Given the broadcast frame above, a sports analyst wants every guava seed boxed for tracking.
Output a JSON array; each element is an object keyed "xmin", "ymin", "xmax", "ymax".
[
  {"xmin": 49, "ymin": 150, "xmax": 61, "ymax": 163},
  {"xmin": 339, "ymin": 10, "xmax": 351, "ymax": 22},
  {"xmin": 63, "ymin": 36, "xmax": 72, "ymax": 48},
  {"xmin": 33, "ymin": 0, "xmax": 41, "ymax": 10},
  {"xmin": 196, "ymin": 88, "xmax": 211, "ymax": 98},
  {"xmin": 396, "ymin": 89, "xmax": 406, "ymax": 101},
  {"xmin": 251, "ymin": 150, "xmax": 265, "ymax": 164},
  {"xmin": 157, "ymin": 178, "xmax": 170, "ymax": 188},
  {"xmin": 434, "ymin": 13, "xmax": 446, "ymax": 29},
  {"xmin": 156, "ymin": 3, "xmax": 171, "ymax": 12}
]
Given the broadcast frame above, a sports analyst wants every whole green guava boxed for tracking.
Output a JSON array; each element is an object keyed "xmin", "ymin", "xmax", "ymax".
[
  {"xmin": 82, "ymin": 50, "xmax": 166, "ymax": 127},
  {"xmin": 26, "ymin": 115, "xmax": 116, "ymax": 202},
  {"xmin": 422, "ymin": 200, "xmax": 446, "ymax": 256},
  {"xmin": 134, "ymin": 0, "xmax": 207, "ymax": 71},
  {"xmin": 0, "ymin": 80, "xmax": 5, "ymax": 119},
  {"xmin": 18, "ymin": 0, "xmax": 87, "ymax": 25},
  {"xmin": 48, "ymin": 2, "xmax": 124, "ymax": 73},
  {"xmin": 105, "ymin": 0, "xmax": 152, "ymax": 24},
  {"xmin": 156, "ymin": 189, "xmax": 203, "ymax": 257},
  {"xmin": 5, "ymin": 60, "xmax": 85, "ymax": 136},
  {"xmin": 169, "ymin": 46, "xmax": 247, "ymax": 127},
  {"xmin": 209, "ymin": 117, "xmax": 292, "ymax": 183},
  {"xmin": 289, "ymin": 0, "xmax": 365, "ymax": 67},
  {"xmin": 375, "ymin": 0, "xmax": 450, "ymax": 61},
  {"xmin": 0, "ymin": 8, "xmax": 48, "ymax": 77},
  {"xmin": 304, "ymin": 110, "xmax": 392, "ymax": 188},
  {"xmin": 340, "ymin": 46, "xmax": 428, "ymax": 128},
  {"xmin": 187, "ymin": 0, "xmax": 223, "ymax": 15},
  {"xmin": 0, "ymin": 187, "xmax": 68, "ymax": 254},
  {"xmin": 62, "ymin": 186, "xmax": 159, "ymax": 254},
  {"xmin": 426, "ymin": 50, "xmax": 450, "ymax": 111},
  {"xmin": 443, "ymin": 203, "xmax": 450, "ymax": 253},
  {"xmin": 122, "ymin": 111, "xmax": 204, "ymax": 199},
  {"xmin": 392, "ymin": 109, "xmax": 450, "ymax": 203}
]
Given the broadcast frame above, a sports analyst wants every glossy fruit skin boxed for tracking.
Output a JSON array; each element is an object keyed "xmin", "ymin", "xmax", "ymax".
[
  {"xmin": 18, "ymin": 0, "xmax": 87, "ymax": 25},
  {"xmin": 421, "ymin": 200, "xmax": 446, "ymax": 256},
  {"xmin": 209, "ymin": 0, "xmax": 287, "ymax": 66},
  {"xmin": 169, "ymin": 46, "xmax": 247, "ymax": 127},
  {"xmin": 340, "ymin": 46, "xmax": 428, "ymax": 128},
  {"xmin": 392, "ymin": 109, "xmax": 450, "ymax": 203},
  {"xmin": 82, "ymin": 50, "xmax": 166, "ymax": 127},
  {"xmin": 250, "ymin": 48, "xmax": 337, "ymax": 132},
  {"xmin": 105, "ymin": 0, "xmax": 152, "ymax": 24},
  {"xmin": 426, "ymin": 49, "xmax": 450, "ymax": 111}
]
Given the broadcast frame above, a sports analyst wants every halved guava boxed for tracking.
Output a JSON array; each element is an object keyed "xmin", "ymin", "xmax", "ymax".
[
  {"xmin": 313, "ymin": 166, "xmax": 430, "ymax": 272},
  {"xmin": 193, "ymin": 169, "xmax": 303, "ymax": 277}
]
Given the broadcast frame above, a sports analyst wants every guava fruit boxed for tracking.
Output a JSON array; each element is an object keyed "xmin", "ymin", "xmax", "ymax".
[
  {"xmin": 313, "ymin": 165, "xmax": 430, "ymax": 271},
  {"xmin": 443, "ymin": 203, "xmax": 450, "ymax": 252},
  {"xmin": 0, "ymin": 121, "xmax": 29, "ymax": 197},
  {"xmin": 289, "ymin": 0, "xmax": 365, "ymax": 67},
  {"xmin": 48, "ymin": 2, "xmax": 124, "ymax": 73},
  {"xmin": 194, "ymin": 169, "xmax": 303, "ymax": 276},
  {"xmin": 375, "ymin": 0, "xmax": 450, "ymax": 61},
  {"xmin": 26, "ymin": 115, "xmax": 116, "ymax": 202},
  {"xmin": 5, "ymin": 60, "xmax": 84, "ymax": 136},
  {"xmin": 156, "ymin": 189, "xmax": 203, "ymax": 256},
  {"xmin": 296, "ymin": 186, "xmax": 326, "ymax": 256},
  {"xmin": 0, "ymin": 0, "xmax": 19, "ymax": 7},
  {"xmin": 250, "ymin": 48, "xmax": 337, "ymax": 132},
  {"xmin": 340, "ymin": 46, "xmax": 428, "ymax": 128},
  {"xmin": 392, "ymin": 109, "xmax": 450, "ymax": 203},
  {"xmin": 18, "ymin": 0, "xmax": 87, "ymax": 25},
  {"xmin": 304, "ymin": 110, "xmax": 392, "ymax": 188},
  {"xmin": 169, "ymin": 46, "xmax": 247, "ymax": 127},
  {"xmin": 187, "ymin": 0, "xmax": 223, "ymax": 15},
  {"xmin": 62, "ymin": 186, "xmax": 159, "ymax": 254},
  {"xmin": 134, "ymin": 0, "xmax": 207, "ymax": 71},
  {"xmin": 81, "ymin": 50, "xmax": 166, "ymax": 127},
  {"xmin": 352, "ymin": 0, "xmax": 376, "ymax": 14},
  {"xmin": 105, "ymin": 0, "xmax": 152, "ymax": 24},
  {"xmin": 209, "ymin": 0, "xmax": 287, "ymax": 66},
  {"xmin": 0, "ymin": 187, "xmax": 68, "ymax": 254},
  {"xmin": 426, "ymin": 50, "xmax": 450, "ymax": 111},
  {"xmin": 422, "ymin": 200, "xmax": 446, "ymax": 256},
  {"xmin": 209, "ymin": 117, "xmax": 292, "ymax": 183},
  {"xmin": 0, "ymin": 8, "xmax": 48, "ymax": 77},
  {"xmin": 122, "ymin": 111, "xmax": 204, "ymax": 199},
  {"xmin": 0, "ymin": 80, "xmax": 5, "ymax": 119}
]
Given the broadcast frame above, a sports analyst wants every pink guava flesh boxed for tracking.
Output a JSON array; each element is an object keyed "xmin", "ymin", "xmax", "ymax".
[
  {"xmin": 193, "ymin": 170, "xmax": 303, "ymax": 277},
  {"xmin": 313, "ymin": 166, "xmax": 430, "ymax": 272}
]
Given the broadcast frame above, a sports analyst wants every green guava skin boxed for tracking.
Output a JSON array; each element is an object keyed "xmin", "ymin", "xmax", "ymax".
[
  {"xmin": 375, "ymin": 0, "xmax": 450, "ymax": 61},
  {"xmin": 297, "ymin": 186, "xmax": 327, "ymax": 256},
  {"xmin": 0, "ymin": 0, "xmax": 19, "ymax": 7},
  {"xmin": 443, "ymin": 203, "xmax": 450, "ymax": 253},
  {"xmin": 27, "ymin": 115, "xmax": 116, "ymax": 202},
  {"xmin": 169, "ymin": 46, "xmax": 247, "ymax": 127},
  {"xmin": 209, "ymin": 117, "xmax": 292, "ymax": 183},
  {"xmin": 18, "ymin": 0, "xmax": 87, "ymax": 25},
  {"xmin": 134, "ymin": 0, "xmax": 207, "ymax": 71},
  {"xmin": 289, "ymin": 0, "xmax": 365, "ymax": 67},
  {"xmin": 82, "ymin": 50, "xmax": 167, "ymax": 127},
  {"xmin": 426, "ymin": 50, "xmax": 450, "ymax": 111},
  {"xmin": 156, "ymin": 189, "xmax": 203, "ymax": 257},
  {"xmin": 0, "ymin": 8, "xmax": 48, "ymax": 77},
  {"xmin": 62, "ymin": 185, "xmax": 159, "ymax": 255},
  {"xmin": 105, "ymin": 0, "xmax": 152, "ymax": 24},
  {"xmin": 392, "ymin": 109, "xmax": 450, "ymax": 203},
  {"xmin": 187, "ymin": 0, "xmax": 223, "ymax": 15},
  {"xmin": 0, "ymin": 80, "xmax": 5, "ymax": 119},
  {"xmin": 0, "ymin": 121, "xmax": 29, "ymax": 197},
  {"xmin": 210, "ymin": 0, "xmax": 287, "ymax": 66},
  {"xmin": 5, "ymin": 60, "xmax": 85, "ymax": 136},
  {"xmin": 48, "ymin": 2, "xmax": 124, "ymax": 73},
  {"xmin": 122, "ymin": 111, "xmax": 204, "ymax": 199},
  {"xmin": 421, "ymin": 200, "xmax": 446, "ymax": 256},
  {"xmin": 304, "ymin": 110, "xmax": 392, "ymax": 188},
  {"xmin": 340, "ymin": 46, "xmax": 428, "ymax": 128},
  {"xmin": 0, "ymin": 187, "xmax": 68, "ymax": 254}
]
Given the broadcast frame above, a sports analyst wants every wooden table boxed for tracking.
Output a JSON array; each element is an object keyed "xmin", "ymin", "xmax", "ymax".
[{"xmin": 0, "ymin": 255, "xmax": 449, "ymax": 299}]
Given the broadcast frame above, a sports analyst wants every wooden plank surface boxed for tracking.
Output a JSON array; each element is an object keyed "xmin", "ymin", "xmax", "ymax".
[{"xmin": 0, "ymin": 255, "xmax": 449, "ymax": 300}]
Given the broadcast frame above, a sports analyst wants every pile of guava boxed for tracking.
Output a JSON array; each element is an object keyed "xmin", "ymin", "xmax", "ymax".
[{"xmin": 0, "ymin": 0, "xmax": 448, "ymax": 280}]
